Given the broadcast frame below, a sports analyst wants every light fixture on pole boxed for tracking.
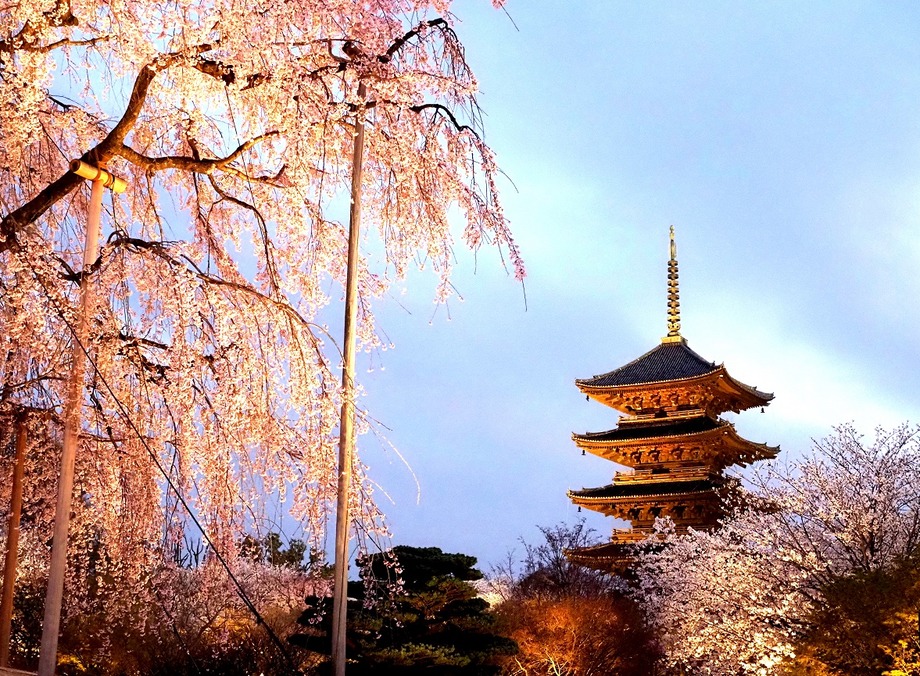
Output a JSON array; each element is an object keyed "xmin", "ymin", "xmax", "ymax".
[{"xmin": 37, "ymin": 160, "xmax": 126, "ymax": 676}]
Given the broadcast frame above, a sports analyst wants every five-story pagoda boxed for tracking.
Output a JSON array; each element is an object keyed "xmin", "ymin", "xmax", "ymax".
[{"xmin": 566, "ymin": 228, "xmax": 778, "ymax": 571}]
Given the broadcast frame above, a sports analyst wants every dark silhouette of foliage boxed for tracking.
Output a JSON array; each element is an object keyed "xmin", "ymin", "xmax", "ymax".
[
  {"xmin": 290, "ymin": 545, "xmax": 516, "ymax": 674},
  {"xmin": 240, "ymin": 531, "xmax": 310, "ymax": 570}
]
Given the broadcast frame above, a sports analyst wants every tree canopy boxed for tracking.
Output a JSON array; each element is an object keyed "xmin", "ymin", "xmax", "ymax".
[
  {"xmin": 291, "ymin": 545, "xmax": 516, "ymax": 674},
  {"xmin": 0, "ymin": 0, "xmax": 521, "ymax": 663},
  {"xmin": 635, "ymin": 423, "xmax": 920, "ymax": 676}
]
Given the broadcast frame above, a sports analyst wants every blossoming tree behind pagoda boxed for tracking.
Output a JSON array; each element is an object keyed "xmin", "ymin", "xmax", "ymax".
[{"xmin": 566, "ymin": 228, "xmax": 778, "ymax": 571}]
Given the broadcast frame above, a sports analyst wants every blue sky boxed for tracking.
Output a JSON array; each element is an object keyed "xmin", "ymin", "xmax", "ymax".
[{"xmin": 354, "ymin": 1, "xmax": 920, "ymax": 569}]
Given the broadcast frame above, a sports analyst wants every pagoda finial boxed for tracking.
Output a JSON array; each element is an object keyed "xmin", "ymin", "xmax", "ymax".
[{"xmin": 663, "ymin": 226, "xmax": 682, "ymax": 343}]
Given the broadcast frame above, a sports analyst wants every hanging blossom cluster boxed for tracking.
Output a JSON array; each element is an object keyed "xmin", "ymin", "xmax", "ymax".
[
  {"xmin": 633, "ymin": 423, "xmax": 920, "ymax": 675},
  {"xmin": 0, "ymin": 0, "xmax": 522, "ymax": 641}
]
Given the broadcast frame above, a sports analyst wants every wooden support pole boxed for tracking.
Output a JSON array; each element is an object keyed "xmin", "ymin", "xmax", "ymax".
[
  {"xmin": 331, "ymin": 80, "xmax": 366, "ymax": 676},
  {"xmin": 39, "ymin": 163, "xmax": 124, "ymax": 676},
  {"xmin": 0, "ymin": 418, "xmax": 27, "ymax": 667}
]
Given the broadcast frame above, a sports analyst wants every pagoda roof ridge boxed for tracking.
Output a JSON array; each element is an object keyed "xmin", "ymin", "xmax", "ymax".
[
  {"xmin": 576, "ymin": 340, "xmax": 775, "ymax": 404},
  {"xmin": 573, "ymin": 415, "xmax": 723, "ymax": 442},
  {"xmin": 568, "ymin": 477, "xmax": 721, "ymax": 500}
]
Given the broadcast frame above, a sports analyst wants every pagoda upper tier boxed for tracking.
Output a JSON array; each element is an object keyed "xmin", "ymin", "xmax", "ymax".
[{"xmin": 575, "ymin": 338, "xmax": 773, "ymax": 417}]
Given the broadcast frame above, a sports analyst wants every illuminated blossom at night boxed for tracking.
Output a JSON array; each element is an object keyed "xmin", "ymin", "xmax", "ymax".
[
  {"xmin": 0, "ymin": 0, "xmax": 521, "ymax": 654},
  {"xmin": 635, "ymin": 424, "xmax": 920, "ymax": 675}
]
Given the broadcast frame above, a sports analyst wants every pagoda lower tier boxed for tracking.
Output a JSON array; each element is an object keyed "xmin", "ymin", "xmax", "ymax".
[
  {"xmin": 566, "ymin": 541, "xmax": 635, "ymax": 570},
  {"xmin": 566, "ymin": 474, "xmax": 733, "ymax": 572}
]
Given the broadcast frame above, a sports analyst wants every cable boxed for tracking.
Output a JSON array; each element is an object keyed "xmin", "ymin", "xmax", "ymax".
[{"xmin": 22, "ymin": 243, "xmax": 301, "ymax": 674}]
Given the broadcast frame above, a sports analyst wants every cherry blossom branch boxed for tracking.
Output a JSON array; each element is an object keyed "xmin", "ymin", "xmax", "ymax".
[
  {"xmin": 0, "ymin": 16, "xmax": 476, "ymax": 252},
  {"xmin": 0, "ymin": 0, "xmax": 77, "ymax": 53},
  {"xmin": 116, "ymin": 132, "xmax": 280, "ymax": 180},
  {"xmin": 0, "ymin": 35, "xmax": 110, "ymax": 53},
  {"xmin": 0, "ymin": 51, "xmax": 181, "ymax": 250},
  {"xmin": 0, "ymin": 46, "xmax": 287, "ymax": 252},
  {"xmin": 205, "ymin": 176, "xmax": 281, "ymax": 295},
  {"xmin": 100, "ymin": 234, "xmax": 328, "ymax": 353},
  {"xmin": 408, "ymin": 102, "xmax": 475, "ymax": 134},
  {"xmin": 186, "ymin": 262, "xmax": 333, "ymax": 356}
]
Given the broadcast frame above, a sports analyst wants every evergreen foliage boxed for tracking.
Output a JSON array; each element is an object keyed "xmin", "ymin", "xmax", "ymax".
[
  {"xmin": 290, "ymin": 545, "xmax": 516, "ymax": 674},
  {"xmin": 239, "ymin": 532, "xmax": 310, "ymax": 570}
]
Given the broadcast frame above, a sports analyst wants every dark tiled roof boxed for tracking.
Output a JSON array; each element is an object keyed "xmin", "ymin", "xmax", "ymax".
[
  {"xmin": 565, "ymin": 541, "xmax": 632, "ymax": 560},
  {"xmin": 577, "ymin": 341, "xmax": 718, "ymax": 388},
  {"xmin": 570, "ymin": 478, "xmax": 720, "ymax": 499},
  {"xmin": 575, "ymin": 416, "xmax": 722, "ymax": 442}
]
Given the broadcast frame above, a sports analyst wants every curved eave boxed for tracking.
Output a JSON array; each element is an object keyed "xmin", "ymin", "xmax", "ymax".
[
  {"xmin": 572, "ymin": 422, "xmax": 779, "ymax": 466},
  {"xmin": 577, "ymin": 365, "xmax": 773, "ymax": 413},
  {"xmin": 564, "ymin": 545, "xmax": 633, "ymax": 572},
  {"xmin": 564, "ymin": 542, "xmax": 633, "ymax": 563},
  {"xmin": 567, "ymin": 484, "xmax": 720, "ymax": 504},
  {"xmin": 572, "ymin": 419, "xmax": 725, "ymax": 446},
  {"xmin": 722, "ymin": 369, "xmax": 775, "ymax": 404}
]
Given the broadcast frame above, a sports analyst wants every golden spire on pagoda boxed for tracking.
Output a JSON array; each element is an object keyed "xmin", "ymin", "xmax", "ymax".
[{"xmin": 662, "ymin": 226, "xmax": 683, "ymax": 343}]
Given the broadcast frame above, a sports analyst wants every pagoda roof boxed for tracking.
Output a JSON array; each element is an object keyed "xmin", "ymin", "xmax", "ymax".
[
  {"xmin": 574, "ymin": 415, "xmax": 721, "ymax": 443},
  {"xmin": 577, "ymin": 340, "xmax": 718, "ymax": 388},
  {"xmin": 575, "ymin": 339, "xmax": 773, "ymax": 416},
  {"xmin": 568, "ymin": 478, "xmax": 720, "ymax": 501},
  {"xmin": 577, "ymin": 340, "xmax": 772, "ymax": 399},
  {"xmin": 571, "ymin": 417, "xmax": 779, "ymax": 469}
]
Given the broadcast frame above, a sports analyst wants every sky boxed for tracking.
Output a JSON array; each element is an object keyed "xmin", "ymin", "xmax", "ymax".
[{"xmin": 351, "ymin": 1, "xmax": 920, "ymax": 571}]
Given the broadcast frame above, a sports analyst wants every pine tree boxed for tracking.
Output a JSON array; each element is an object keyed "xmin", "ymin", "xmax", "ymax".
[{"xmin": 291, "ymin": 545, "xmax": 516, "ymax": 674}]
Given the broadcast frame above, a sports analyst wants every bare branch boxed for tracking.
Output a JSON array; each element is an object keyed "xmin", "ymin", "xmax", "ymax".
[
  {"xmin": 381, "ymin": 18, "xmax": 449, "ymax": 62},
  {"xmin": 408, "ymin": 102, "xmax": 475, "ymax": 134}
]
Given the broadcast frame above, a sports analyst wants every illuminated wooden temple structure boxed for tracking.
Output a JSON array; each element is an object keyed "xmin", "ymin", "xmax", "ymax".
[{"xmin": 566, "ymin": 228, "xmax": 778, "ymax": 571}]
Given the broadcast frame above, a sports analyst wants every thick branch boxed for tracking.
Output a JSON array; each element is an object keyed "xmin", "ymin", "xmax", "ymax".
[
  {"xmin": 0, "ymin": 47, "xmax": 274, "ymax": 252},
  {"xmin": 0, "ymin": 52, "xmax": 182, "ymax": 251},
  {"xmin": 116, "ymin": 131, "xmax": 279, "ymax": 178}
]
